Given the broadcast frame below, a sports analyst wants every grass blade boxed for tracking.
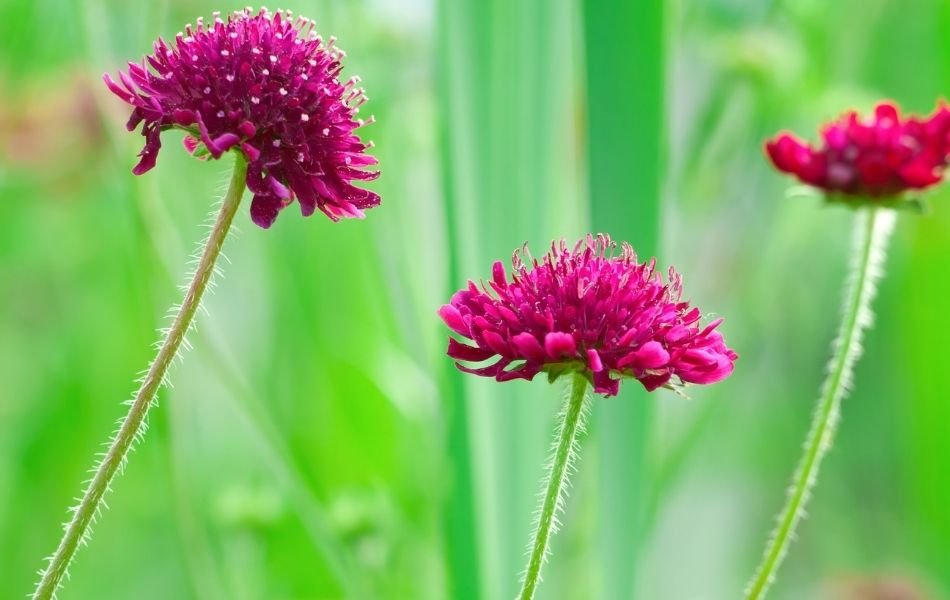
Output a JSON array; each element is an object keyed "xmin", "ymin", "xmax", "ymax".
[{"xmin": 582, "ymin": 0, "xmax": 666, "ymax": 596}]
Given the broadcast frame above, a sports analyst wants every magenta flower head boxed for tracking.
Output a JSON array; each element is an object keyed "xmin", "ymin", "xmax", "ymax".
[
  {"xmin": 103, "ymin": 7, "xmax": 379, "ymax": 228},
  {"xmin": 438, "ymin": 234, "xmax": 738, "ymax": 397},
  {"xmin": 765, "ymin": 101, "xmax": 950, "ymax": 201}
]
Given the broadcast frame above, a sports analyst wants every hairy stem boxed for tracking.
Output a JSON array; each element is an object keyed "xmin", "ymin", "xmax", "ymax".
[
  {"xmin": 33, "ymin": 153, "xmax": 248, "ymax": 600},
  {"xmin": 744, "ymin": 206, "xmax": 895, "ymax": 599},
  {"xmin": 518, "ymin": 372, "xmax": 590, "ymax": 600}
]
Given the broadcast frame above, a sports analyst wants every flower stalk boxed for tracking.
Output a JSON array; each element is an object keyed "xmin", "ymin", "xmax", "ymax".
[
  {"xmin": 744, "ymin": 206, "xmax": 895, "ymax": 599},
  {"xmin": 518, "ymin": 372, "xmax": 590, "ymax": 600},
  {"xmin": 33, "ymin": 153, "xmax": 248, "ymax": 600}
]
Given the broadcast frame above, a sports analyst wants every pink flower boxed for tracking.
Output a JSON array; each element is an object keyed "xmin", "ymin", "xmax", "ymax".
[
  {"xmin": 103, "ymin": 8, "xmax": 378, "ymax": 228},
  {"xmin": 765, "ymin": 101, "xmax": 950, "ymax": 198},
  {"xmin": 438, "ymin": 235, "xmax": 738, "ymax": 396}
]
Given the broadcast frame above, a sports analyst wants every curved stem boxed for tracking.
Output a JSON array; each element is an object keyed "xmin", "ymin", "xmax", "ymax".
[
  {"xmin": 744, "ymin": 206, "xmax": 895, "ymax": 599},
  {"xmin": 518, "ymin": 372, "xmax": 590, "ymax": 600},
  {"xmin": 33, "ymin": 153, "xmax": 248, "ymax": 600}
]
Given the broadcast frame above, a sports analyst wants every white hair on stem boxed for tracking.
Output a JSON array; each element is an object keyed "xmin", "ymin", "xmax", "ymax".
[
  {"xmin": 517, "ymin": 373, "xmax": 592, "ymax": 600},
  {"xmin": 744, "ymin": 207, "xmax": 896, "ymax": 599},
  {"xmin": 32, "ymin": 157, "xmax": 247, "ymax": 600}
]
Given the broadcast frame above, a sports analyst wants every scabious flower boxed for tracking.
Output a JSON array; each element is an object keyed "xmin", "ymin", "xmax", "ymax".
[
  {"xmin": 765, "ymin": 101, "xmax": 950, "ymax": 199},
  {"xmin": 438, "ymin": 234, "xmax": 738, "ymax": 396},
  {"xmin": 103, "ymin": 7, "xmax": 379, "ymax": 228}
]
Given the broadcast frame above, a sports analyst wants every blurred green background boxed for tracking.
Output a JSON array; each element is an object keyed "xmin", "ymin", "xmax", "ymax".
[{"xmin": 1, "ymin": 0, "xmax": 949, "ymax": 598}]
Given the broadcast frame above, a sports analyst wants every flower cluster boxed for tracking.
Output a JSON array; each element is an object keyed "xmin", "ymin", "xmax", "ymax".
[
  {"xmin": 765, "ymin": 101, "xmax": 950, "ymax": 198},
  {"xmin": 438, "ymin": 235, "xmax": 738, "ymax": 396},
  {"xmin": 104, "ymin": 8, "xmax": 379, "ymax": 228}
]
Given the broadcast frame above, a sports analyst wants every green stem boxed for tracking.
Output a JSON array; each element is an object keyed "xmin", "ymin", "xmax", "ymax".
[
  {"xmin": 518, "ymin": 373, "xmax": 590, "ymax": 600},
  {"xmin": 32, "ymin": 153, "xmax": 248, "ymax": 600},
  {"xmin": 745, "ymin": 206, "xmax": 895, "ymax": 599}
]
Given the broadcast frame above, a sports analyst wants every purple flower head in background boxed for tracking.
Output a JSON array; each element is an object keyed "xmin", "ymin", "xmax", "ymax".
[
  {"xmin": 765, "ymin": 101, "xmax": 950, "ymax": 200},
  {"xmin": 104, "ymin": 7, "xmax": 379, "ymax": 228},
  {"xmin": 438, "ymin": 234, "xmax": 738, "ymax": 397}
]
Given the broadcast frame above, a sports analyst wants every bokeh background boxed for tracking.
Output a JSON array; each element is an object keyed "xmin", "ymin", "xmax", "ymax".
[{"xmin": 1, "ymin": 0, "xmax": 949, "ymax": 598}]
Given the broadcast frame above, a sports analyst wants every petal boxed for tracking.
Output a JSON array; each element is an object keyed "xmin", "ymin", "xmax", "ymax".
[
  {"xmin": 320, "ymin": 200, "xmax": 365, "ymax": 220},
  {"xmin": 496, "ymin": 363, "xmax": 542, "ymax": 383},
  {"xmin": 639, "ymin": 371, "xmax": 672, "ymax": 392},
  {"xmin": 665, "ymin": 325, "xmax": 691, "ymax": 344},
  {"xmin": 238, "ymin": 120, "xmax": 257, "ymax": 138},
  {"xmin": 617, "ymin": 327, "xmax": 640, "ymax": 347},
  {"xmin": 339, "ymin": 166, "xmax": 381, "ymax": 181},
  {"xmin": 618, "ymin": 341, "xmax": 669, "ymax": 370},
  {"xmin": 679, "ymin": 356, "xmax": 735, "ymax": 385},
  {"xmin": 117, "ymin": 70, "xmax": 137, "ymax": 95},
  {"xmin": 899, "ymin": 160, "xmax": 941, "ymax": 188},
  {"xmin": 211, "ymin": 133, "xmax": 241, "ymax": 154},
  {"xmin": 875, "ymin": 101, "xmax": 900, "ymax": 123},
  {"xmin": 698, "ymin": 318, "xmax": 725, "ymax": 338},
  {"xmin": 125, "ymin": 108, "xmax": 145, "ymax": 132},
  {"xmin": 269, "ymin": 176, "xmax": 292, "ymax": 200},
  {"xmin": 586, "ymin": 348, "xmax": 604, "ymax": 372},
  {"xmin": 339, "ymin": 152, "xmax": 378, "ymax": 167},
  {"xmin": 285, "ymin": 163, "xmax": 320, "ymax": 215},
  {"xmin": 172, "ymin": 109, "xmax": 197, "ymax": 126},
  {"xmin": 681, "ymin": 307, "xmax": 701, "ymax": 326},
  {"xmin": 241, "ymin": 142, "xmax": 261, "ymax": 162},
  {"xmin": 765, "ymin": 133, "xmax": 811, "ymax": 174},
  {"xmin": 511, "ymin": 332, "xmax": 545, "ymax": 362},
  {"xmin": 457, "ymin": 358, "xmax": 509, "ymax": 378},
  {"xmin": 250, "ymin": 193, "xmax": 281, "ymax": 228},
  {"xmin": 592, "ymin": 370, "xmax": 620, "ymax": 396},
  {"xmin": 132, "ymin": 124, "xmax": 161, "ymax": 175},
  {"xmin": 482, "ymin": 330, "xmax": 511, "ymax": 357},
  {"xmin": 679, "ymin": 348, "xmax": 718, "ymax": 367},
  {"xmin": 299, "ymin": 194, "xmax": 317, "ymax": 217},
  {"xmin": 195, "ymin": 112, "xmax": 223, "ymax": 158},
  {"xmin": 544, "ymin": 332, "xmax": 576, "ymax": 359},
  {"xmin": 492, "ymin": 261, "xmax": 508, "ymax": 288},
  {"xmin": 103, "ymin": 73, "xmax": 133, "ymax": 102},
  {"xmin": 447, "ymin": 338, "xmax": 494, "ymax": 362},
  {"xmin": 245, "ymin": 161, "xmax": 269, "ymax": 194},
  {"xmin": 438, "ymin": 304, "xmax": 470, "ymax": 337},
  {"xmin": 497, "ymin": 306, "xmax": 521, "ymax": 328}
]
